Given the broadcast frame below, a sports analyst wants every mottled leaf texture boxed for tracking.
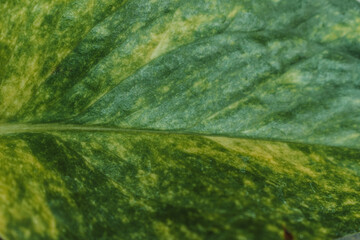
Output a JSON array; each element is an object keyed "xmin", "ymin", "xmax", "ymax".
[{"xmin": 0, "ymin": 0, "xmax": 359, "ymax": 240}]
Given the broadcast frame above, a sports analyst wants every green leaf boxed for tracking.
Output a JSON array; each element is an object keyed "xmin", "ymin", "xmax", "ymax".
[{"xmin": 0, "ymin": 0, "xmax": 359, "ymax": 239}]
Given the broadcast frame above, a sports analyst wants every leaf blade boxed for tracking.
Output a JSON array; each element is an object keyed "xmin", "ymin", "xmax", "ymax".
[{"xmin": 1, "ymin": 132, "xmax": 360, "ymax": 239}]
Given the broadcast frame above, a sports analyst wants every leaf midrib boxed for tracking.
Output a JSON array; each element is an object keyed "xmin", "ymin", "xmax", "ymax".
[{"xmin": 0, "ymin": 123, "xmax": 358, "ymax": 150}]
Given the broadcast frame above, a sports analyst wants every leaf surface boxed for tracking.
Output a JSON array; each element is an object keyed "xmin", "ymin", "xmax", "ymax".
[{"xmin": 0, "ymin": 0, "xmax": 360, "ymax": 239}]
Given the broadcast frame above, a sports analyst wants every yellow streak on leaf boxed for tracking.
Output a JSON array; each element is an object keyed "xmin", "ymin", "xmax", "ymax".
[{"xmin": 206, "ymin": 136, "xmax": 320, "ymax": 178}]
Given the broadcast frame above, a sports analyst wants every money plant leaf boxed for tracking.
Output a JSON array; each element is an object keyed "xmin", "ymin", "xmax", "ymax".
[{"xmin": 0, "ymin": 0, "xmax": 359, "ymax": 239}]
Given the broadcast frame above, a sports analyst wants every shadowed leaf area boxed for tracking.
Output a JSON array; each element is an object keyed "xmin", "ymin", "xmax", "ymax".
[
  {"xmin": 0, "ymin": 0, "xmax": 359, "ymax": 239},
  {"xmin": 1, "ymin": 132, "xmax": 360, "ymax": 239}
]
